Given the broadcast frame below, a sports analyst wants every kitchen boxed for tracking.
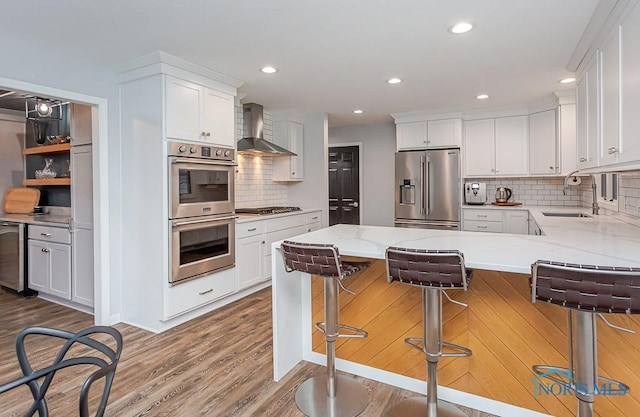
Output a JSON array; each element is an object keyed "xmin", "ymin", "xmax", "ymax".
[{"xmin": 2, "ymin": 1, "xmax": 640, "ymax": 416}]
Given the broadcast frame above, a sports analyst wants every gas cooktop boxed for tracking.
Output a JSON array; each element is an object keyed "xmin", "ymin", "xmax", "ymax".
[{"xmin": 235, "ymin": 206, "xmax": 302, "ymax": 215}]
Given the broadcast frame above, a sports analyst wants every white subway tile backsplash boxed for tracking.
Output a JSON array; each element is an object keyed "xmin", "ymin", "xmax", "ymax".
[{"xmin": 234, "ymin": 106, "xmax": 289, "ymax": 208}]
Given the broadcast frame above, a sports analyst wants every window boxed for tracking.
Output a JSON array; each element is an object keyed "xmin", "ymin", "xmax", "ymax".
[{"xmin": 595, "ymin": 173, "xmax": 618, "ymax": 211}]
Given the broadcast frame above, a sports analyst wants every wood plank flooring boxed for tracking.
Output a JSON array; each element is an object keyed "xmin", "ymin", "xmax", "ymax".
[
  {"xmin": 0, "ymin": 287, "xmax": 493, "ymax": 417},
  {"xmin": 311, "ymin": 260, "xmax": 640, "ymax": 417}
]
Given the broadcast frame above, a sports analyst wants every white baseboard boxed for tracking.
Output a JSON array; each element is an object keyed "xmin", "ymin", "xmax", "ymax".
[
  {"xmin": 38, "ymin": 293, "xmax": 94, "ymax": 316},
  {"xmin": 109, "ymin": 313, "xmax": 121, "ymax": 325}
]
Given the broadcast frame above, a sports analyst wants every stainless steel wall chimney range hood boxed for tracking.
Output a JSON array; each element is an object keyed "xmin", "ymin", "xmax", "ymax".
[{"xmin": 237, "ymin": 103, "xmax": 296, "ymax": 157}]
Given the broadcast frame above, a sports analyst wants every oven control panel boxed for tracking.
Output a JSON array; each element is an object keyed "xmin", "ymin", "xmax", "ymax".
[{"xmin": 168, "ymin": 142, "xmax": 234, "ymax": 161}]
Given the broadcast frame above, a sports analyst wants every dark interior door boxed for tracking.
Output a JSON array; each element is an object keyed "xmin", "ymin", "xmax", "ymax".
[{"xmin": 329, "ymin": 146, "xmax": 360, "ymax": 226}]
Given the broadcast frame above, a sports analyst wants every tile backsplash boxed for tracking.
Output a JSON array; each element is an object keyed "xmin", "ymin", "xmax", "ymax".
[
  {"xmin": 618, "ymin": 171, "xmax": 640, "ymax": 217},
  {"xmin": 234, "ymin": 105, "xmax": 288, "ymax": 208},
  {"xmin": 467, "ymin": 177, "xmax": 592, "ymax": 207}
]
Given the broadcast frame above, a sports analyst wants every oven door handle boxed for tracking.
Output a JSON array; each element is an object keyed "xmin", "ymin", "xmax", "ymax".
[
  {"xmin": 171, "ymin": 158, "xmax": 238, "ymax": 167},
  {"xmin": 172, "ymin": 215, "xmax": 238, "ymax": 227}
]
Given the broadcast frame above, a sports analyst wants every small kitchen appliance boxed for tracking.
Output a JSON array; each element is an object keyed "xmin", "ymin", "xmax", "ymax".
[
  {"xmin": 495, "ymin": 187, "xmax": 513, "ymax": 203},
  {"xmin": 464, "ymin": 182, "xmax": 487, "ymax": 205}
]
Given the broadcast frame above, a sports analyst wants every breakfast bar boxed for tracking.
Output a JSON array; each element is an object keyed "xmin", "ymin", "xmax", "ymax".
[{"xmin": 271, "ymin": 208, "xmax": 640, "ymax": 416}]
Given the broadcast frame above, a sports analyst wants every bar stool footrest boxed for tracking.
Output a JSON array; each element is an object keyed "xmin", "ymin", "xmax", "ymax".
[
  {"xmin": 315, "ymin": 322, "xmax": 368, "ymax": 339},
  {"xmin": 532, "ymin": 365, "xmax": 629, "ymax": 395},
  {"xmin": 404, "ymin": 338, "xmax": 472, "ymax": 357}
]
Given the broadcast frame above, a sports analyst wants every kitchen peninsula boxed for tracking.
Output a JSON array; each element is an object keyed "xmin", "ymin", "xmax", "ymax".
[{"xmin": 271, "ymin": 208, "xmax": 640, "ymax": 416}]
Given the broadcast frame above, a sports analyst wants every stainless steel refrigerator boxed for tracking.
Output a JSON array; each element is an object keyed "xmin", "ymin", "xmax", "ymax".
[{"xmin": 394, "ymin": 149, "xmax": 461, "ymax": 230}]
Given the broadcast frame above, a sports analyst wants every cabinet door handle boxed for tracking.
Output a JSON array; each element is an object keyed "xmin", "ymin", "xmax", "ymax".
[
  {"xmin": 201, "ymin": 131, "xmax": 206, "ymax": 137},
  {"xmin": 477, "ymin": 225, "xmax": 487, "ymax": 229},
  {"xmin": 262, "ymin": 241, "xmax": 265, "ymax": 244},
  {"xmin": 549, "ymin": 166, "xmax": 554, "ymax": 170},
  {"xmin": 291, "ymin": 172, "xmax": 296, "ymax": 175},
  {"xmin": 41, "ymin": 233, "xmax": 52, "ymax": 237},
  {"xmin": 608, "ymin": 147, "xmax": 618, "ymax": 154},
  {"xmin": 199, "ymin": 289, "xmax": 213, "ymax": 295},
  {"xmin": 311, "ymin": 216, "xmax": 319, "ymax": 220},
  {"xmin": 248, "ymin": 227, "xmax": 257, "ymax": 231},
  {"xmin": 477, "ymin": 214, "xmax": 488, "ymax": 218},
  {"xmin": 579, "ymin": 157, "xmax": 587, "ymax": 162},
  {"xmin": 206, "ymin": 132, "xmax": 211, "ymax": 137},
  {"xmin": 41, "ymin": 248, "xmax": 49, "ymax": 253}
]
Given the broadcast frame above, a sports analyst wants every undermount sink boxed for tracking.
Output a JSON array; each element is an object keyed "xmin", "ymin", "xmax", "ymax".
[{"xmin": 541, "ymin": 212, "xmax": 592, "ymax": 218}]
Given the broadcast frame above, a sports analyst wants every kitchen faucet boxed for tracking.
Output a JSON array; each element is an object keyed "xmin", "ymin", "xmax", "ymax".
[{"xmin": 563, "ymin": 170, "xmax": 600, "ymax": 215}]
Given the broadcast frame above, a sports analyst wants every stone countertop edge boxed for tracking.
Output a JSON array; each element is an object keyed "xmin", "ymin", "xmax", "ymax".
[
  {"xmin": 276, "ymin": 208, "xmax": 640, "ymax": 272},
  {"xmin": 0, "ymin": 213, "xmax": 71, "ymax": 226}
]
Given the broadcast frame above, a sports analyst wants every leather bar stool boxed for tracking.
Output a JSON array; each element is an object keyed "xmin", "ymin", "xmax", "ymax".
[
  {"xmin": 280, "ymin": 240, "xmax": 370, "ymax": 417},
  {"xmin": 385, "ymin": 247, "xmax": 473, "ymax": 417},
  {"xmin": 531, "ymin": 260, "xmax": 640, "ymax": 417}
]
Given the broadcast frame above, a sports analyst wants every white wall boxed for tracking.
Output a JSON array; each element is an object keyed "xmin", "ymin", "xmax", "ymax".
[
  {"xmin": 329, "ymin": 123, "xmax": 396, "ymax": 227},
  {"xmin": 272, "ymin": 110, "xmax": 329, "ymax": 226},
  {"xmin": 0, "ymin": 113, "xmax": 25, "ymax": 201},
  {"xmin": 0, "ymin": 36, "xmax": 122, "ymax": 321}
]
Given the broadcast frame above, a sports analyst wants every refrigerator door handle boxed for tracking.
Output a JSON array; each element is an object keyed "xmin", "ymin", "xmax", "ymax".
[
  {"xmin": 425, "ymin": 155, "xmax": 431, "ymax": 216},
  {"xmin": 420, "ymin": 155, "xmax": 426, "ymax": 215}
]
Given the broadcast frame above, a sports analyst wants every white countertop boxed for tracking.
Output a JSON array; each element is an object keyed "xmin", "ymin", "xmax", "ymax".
[
  {"xmin": 235, "ymin": 208, "xmax": 322, "ymax": 224},
  {"xmin": 283, "ymin": 207, "xmax": 640, "ymax": 273}
]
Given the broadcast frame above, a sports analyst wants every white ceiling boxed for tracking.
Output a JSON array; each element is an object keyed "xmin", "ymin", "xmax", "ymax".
[{"xmin": 1, "ymin": 0, "xmax": 599, "ymax": 127}]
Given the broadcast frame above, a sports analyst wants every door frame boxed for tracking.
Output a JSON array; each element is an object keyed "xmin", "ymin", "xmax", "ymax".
[
  {"xmin": 0, "ymin": 76, "xmax": 110, "ymax": 325},
  {"xmin": 328, "ymin": 142, "xmax": 363, "ymax": 225}
]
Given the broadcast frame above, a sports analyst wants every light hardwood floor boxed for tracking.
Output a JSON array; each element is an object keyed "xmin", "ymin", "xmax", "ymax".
[
  {"xmin": 0, "ymin": 287, "xmax": 494, "ymax": 417},
  {"xmin": 312, "ymin": 260, "xmax": 640, "ymax": 417}
]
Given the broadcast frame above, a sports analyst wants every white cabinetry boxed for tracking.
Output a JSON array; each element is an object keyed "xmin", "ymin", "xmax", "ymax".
[
  {"xmin": 165, "ymin": 75, "xmax": 235, "ymax": 147},
  {"xmin": 70, "ymin": 145, "xmax": 94, "ymax": 307},
  {"xmin": 28, "ymin": 225, "xmax": 71, "ymax": 300},
  {"xmin": 273, "ymin": 121, "xmax": 304, "ymax": 181},
  {"xmin": 576, "ymin": 55, "xmax": 600, "ymax": 169},
  {"xmin": 621, "ymin": 1, "xmax": 640, "ymax": 164},
  {"xmin": 462, "ymin": 208, "xmax": 528, "ymax": 235},
  {"xmin": 559, "ymin": 102, "xmax": 577, "ymax": 175},
  {"xmin": 396, "ymin": 119, "xmax": 462, "ymax": 150},
  {"xmin": 529, "ymin": 109, "xmax": 558, "ymax": 175},
  {"xmin": 464, "ymin": 116, "xmax": 528, "ymax": 176},
  {"xmin": 495, "ymin": 116, "xmax": 528, "ymax": 176},
  {"xmin": 235, "ymin": 211, "xmax": 322, "ymax": 290},
  {"xmin": 600, "ymin": 27, "xmax": 621, "ymax": 166}
]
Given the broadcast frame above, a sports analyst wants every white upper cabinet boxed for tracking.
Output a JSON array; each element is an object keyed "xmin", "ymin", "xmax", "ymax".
[
  {"xmin": 494, "ymin": 116, "xmax": 529, "ymax": 176},
  {"xmin": 620, "ymin": 1, "xmax": 640, "ymax": 164},
  {"xmin": 463, "ymin": 119, "xmax": 495, "ymax": 176},
  {"xmin": 165, "ymin": 75, "xmax": 235, "ymax": 147},
  {"xmin": 203, "ymin": 89, "xmax": 235, "ymax": 148},
  {"xmin": 273, "ymin": 121, "xmax": 304, "ymax": 181},
  {"xmin": 576, "ymin": 55, "xmax": 599, "ymax": 169},
  {"xmin": 600, "ymin": 27, "xmax": 621, "ymax": 166},
  {"xmin": 559, "ymin": 103, "xmax": 577, "ymax": 175},
  {"xmin": 427, "ymin": 119, "xmax": 462, "ymax": 148},
  {"xmin": 396, "ymin": 119, "xmax": 462, "ymax": 150},
  {"xmin": 165, "ymin": 76, "xmax": 202, "ymax": 141},
  {"xmin": 529, "ymin": 109, "xmax": 558, "ymax": 175},
  {"xmin": 396, "ymin": 122, "xmax": 427, "ymax": 150}
]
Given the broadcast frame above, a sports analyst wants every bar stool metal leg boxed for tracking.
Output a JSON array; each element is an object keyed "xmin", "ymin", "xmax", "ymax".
[
  {"xmin": 295, "ymin": 276, "xmax": 369, "ymax": 417},
  {"xmin": 575, "ymin": 310, "xmax": 596, "ymax": 417},
  {"xmin": 388, "ymin": 288, "xmax": 467, "ymax": 417}
]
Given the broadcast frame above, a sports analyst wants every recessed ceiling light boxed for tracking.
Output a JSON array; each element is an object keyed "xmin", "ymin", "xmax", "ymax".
[
  {"xmin": 476, "ymin": 94, "xmax": 489, "ymax": 100},
  {"xmin": 353, "ymin": 109, "xmax": 364, "ymax": 114},
  {"xmin": 387, "ymin": 78, "xmax": 402, "ymax": 84},
  {"xmin": 559, "ymin": 77, "xmax": 576, "ymax": 84},
  {"xmin": 261, "ymin": 66, "xmax": 277, "ymax": 74},
  {"xmin": 449, "ymin": 21, "xmax": 475, "ymax": 34}
]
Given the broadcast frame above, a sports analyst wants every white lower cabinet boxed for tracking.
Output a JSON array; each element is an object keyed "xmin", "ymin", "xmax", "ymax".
[
  {"xmin": 236, "ymin": 211, "xmax": 322, "ymax": 290},
  {"xmin": 462, "ymin": 209, "xmax": 528, "ymax": 235},
  {"xmin": 164, "ymin": 268, "xmax": 236, "ymax": 319},
  {"xmin": 28, "ymin": 226, "xmax": 72, "ymax": 300}
]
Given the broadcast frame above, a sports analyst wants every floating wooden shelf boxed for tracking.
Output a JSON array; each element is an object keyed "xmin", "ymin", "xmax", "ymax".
[
  {"xmin": 23, "ymin": 178, "xmax": 71, "ymax": 186},
  {"xmin": 23, "ymin": 143, "xmax": 71, "ymax": 155}
]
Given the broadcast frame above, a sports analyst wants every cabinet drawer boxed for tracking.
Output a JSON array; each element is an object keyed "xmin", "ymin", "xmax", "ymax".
[
  {"xmin": 463, "ymin": 220, "xmax": 503, "ymax": 233},
  {"xmin": 164, "ymin": 268, "xmax": 236, "ymax": 319},
  {"xmin": 236, "ymin": 221, "xmax": 265, "ymax": 238},
  {"xmin": 28, "ymin": 225, "xmax": 71, "ymax": 244},
  {"xmin": 305, "ymin": 212, "xmax": 321, "ymax": 224},
  {"xmin": 264, "ymin": 214, "xmax": 305, "ymax": 232},
  {"xmin": 307, "ymin": 222, "xmax": 322, "ymax": 233},
  {"xmin": 462, "ymin": 209, "xmax": 502, "ymax": 222}
]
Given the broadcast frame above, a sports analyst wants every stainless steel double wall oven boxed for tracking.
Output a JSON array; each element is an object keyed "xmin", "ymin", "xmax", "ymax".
[{"xmin": 168, "ymin": 142, "xmax": 236, "ymax": 284}]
